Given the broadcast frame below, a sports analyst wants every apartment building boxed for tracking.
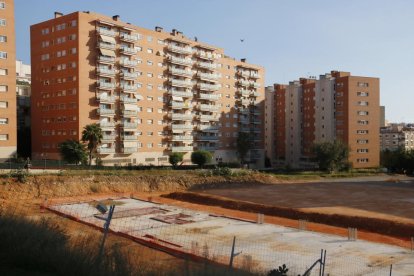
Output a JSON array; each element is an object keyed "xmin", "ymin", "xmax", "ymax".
[
  {"xmin": 265, "ymin": 71, "xmax": 380, "ymax": 169},
  {"xmin": 0, "ymin": 0, "xmax": 16, "ymax": 162},
  {"xmin": 31, "ymin": 11, "xmax": 265, "ymax": 166},
  {"xmin": 16, "ymin": 60, "xmax": 31, "ymax": 157},
  {"xmin": 380, "ymin": 124, "xmax": 414, "ymax": 151}
]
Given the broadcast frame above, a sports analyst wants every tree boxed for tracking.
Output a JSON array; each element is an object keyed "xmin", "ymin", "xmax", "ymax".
[
  {"xmin": 191, "ymin": 150, "xmax": 212, "ymax": 168},
  {"xmin": 81, "ymin": 123, "xmax": 103, "ymax": 166},
  {"xmin": 312, "ymin": 140, "xmax": 350, "ymax": 172},
  {"xmin": 169, "ymin": 152, "xmax": 184, "ymax": 169},
  {"xmin": 237, "ymin": 132, "xmax": 251, "ymax": 165},
  {"xmin": 382, "ymin": 148, "xmax": 414, "ymax": 174},
  {"xmin": 59, "ymin": 140, "xmax": 87, "ymax": 165}
]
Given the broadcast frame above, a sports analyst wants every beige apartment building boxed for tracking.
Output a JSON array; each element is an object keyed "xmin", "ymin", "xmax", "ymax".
[
  {"xmin": 0, "ymin": 0, "xmax": 16, "ymax": 162},
  {"xmin": 31, "ymin": 11, "xmax": 265, "ymax": 166},
  {"xmin": 265, "ymin": 71, "xmax": 380, "ymax": 169},
  {"xmin": 380, "ymin": 124, "xmax": 414, "ymax": 151}
]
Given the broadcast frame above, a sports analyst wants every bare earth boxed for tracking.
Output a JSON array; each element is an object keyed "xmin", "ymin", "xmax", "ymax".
[{"xmin": 195, "ymin": 175, "xmax": 414, "ymax": 225}]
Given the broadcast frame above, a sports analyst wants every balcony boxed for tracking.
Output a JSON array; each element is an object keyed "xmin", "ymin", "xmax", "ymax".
[
  {"xmin": 121, "ymin": 122, "xmax": 138, "ymax": 129},
  {"xmin": 238, "ymin": 80, "xmax": 250, "ymax": 87},
  {"xmin": 120, "ymin": 95, "xmax": 138, "ymax": 103},
  {"xmin": 197, "ymin": 72, "xmax": 219, "ymax": 82},
  {"xmin": 239, "ymin": 99, "xmax": 251, "ymax": 106},
  {"xmin": 119, "ymin": 59, "xmax": 137, "ymax": 67},
  {"xmin": 97, "ymin": 82, "xmax": 116, "ymax": 90},
  {"xmin": 102, "ymin": 134, "xmax": 116, "ymax": 141},
  {"xmin": 122, "ymin": 135, "xmax": 138, "ymax": 141},
  {"xmin": 171, "ymin": 124, "xmax": 194, "ymax": 131},
  {"xmin": 97, "ymin": 42, "xmax": 116, "ymax": 50},
  {"xmin": 198, "ymin": 104, "xmax": 219, "ymax": 112},
  {"xmin": 199, "ymin": 115, "xmax": 219, "ymax": 122},
  {"xmin": 120, "ymin": 46, "xmax": 137, "ymax": 55},
  {"xmin": 168, "ymin": 56, "xmax": 193, "ymax": 66},
  {"xmin": 172, "ymin": 135, "xmax": 193, "ymax": 141},
  {"xmin": 97, "ymin": 55, "xmax": 115, "ymax": 64},
  {"xmin": 238, "ymin": 71, "xmax": 250, "ymax": 78},
  {"xmin": 169, "ymin": 67, "xmax": 193, "ymax": 77},
  {"xmin": 120, "ymin": 33, "xmax": 139, "ymax": 42},
  {"xmin": 97, "ymin": 28, "xmax": 117, "ymax": 37},
  {"xmin": 97, "ymin": 95, "xmax": 116, "ymax": 103},
  {"xmin": 198, "ymin": 93, "xmax": 219, "ymax": 101},
  {"xmin": 100, "ymin": 121, "xmax": 116, "ymax": 128},
  {"xmin": 251, "ymin": 82, "xmax": 261, "ymax": 88},
  {"xmin": 171, "ymin": 146, "xmax": 193, "ymax": 152},
  {"xmin": 97, "ymin": 68, "xmax": 116, "ymax": 76},
  {"xmin": 171, "ymin": 101, "xmax": 190, "ymax": 109},
  {"xmin": 239, "ymin": 108, "xmax": 250, "ymax": 115},
  {"xmin": 97, "ymin": 147, "xmax": 115, "ymax": 154},
  {"xmin": 169, "ymin": 90, "xmax": 193, "ymax": 98},
  {"xmin": 250, "ymin": 91, "xmax": 261, "ymax": 97},
  {"xmin": 240, "ymin": 127, "xmax": 250, "ymax": 132},
  {"xmin": 121, "ymin": 84, "xmax": 137, "ymax": 92},
  {"xmin": 238, "ymin": 89, "xmax": 250, "ymax": 96},
  {"xmin": 197, "ymin": 135, "xmax": 219, "ymax": 141},
  {"xmin": 195, "ymin": 52, "xmax": 216, "ymax": 60},
  {"xmin": 196, "ymin": 61, "xmax": 216, "ymax": 70},
  {"xmin": 121, "ymin": 71, "xmax": 138, "ymax": 79},
  {"xmin": 251, "ymin": 110, "xmax": 261, "ymax": 115},
  {"xmin": 171, "ymin": 113, "xmax": 193, "ymax": 121},
  {"xmin": 250, "ymin": 73, "xmax": 261, "ymax": 79},
  {"xmin": 122, "ymin": 147, "xmax": 137, "ymax": 153},
  {"xmin": 197, "ymin": 83, "xmax": 220, "ymax": 91},
  {"xmin": 168, "ymin": 45, "xmax": 192, "ymax": 55},
  {"xmin": 97, "ymin": 108, "xmax": 116, "ymax": 116},
  {"xmin": 170, "ymin": 79, "xmax": 193, "ymax": 88},
  {"xmin": 121, "ymin": 110, "xmax": 138, "ymax": 117},
  {"xmin": 197, "ymin": 146, "xmax": 216, "ymax": 151},
  {"xmin": 197, "ymin": 125, "xmax": 219, "ymax": 132}
]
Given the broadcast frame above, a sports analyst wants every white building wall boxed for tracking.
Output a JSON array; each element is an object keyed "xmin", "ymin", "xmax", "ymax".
[
  {"xmin": 265, "ymin": 86, "xmax": 275, "ymax": 162},
  {"xmin": 285, "ymin": 81, "xmax": 302, "ymax": 168},
  {"xmin": 315, "ymin": 74, "xmax": 335, "ymax": 143}
]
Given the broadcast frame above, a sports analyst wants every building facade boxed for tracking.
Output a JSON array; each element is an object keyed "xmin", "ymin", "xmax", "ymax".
[
  {"xmin": 31, "ymin": 11, "xmax": 265, "ymax": 166},
  {"xmin": 380, "ymin": 124, "xmax": 414, "ymax": 151},
  {"xmin": 0, "ymin": 0, "xmax": 16, "ymax": 162},
  {"xmin": 265, "ymin": 71, "xmax": 380, "ymax": 169},
  {"xmin": 16, "ymin": 60, "xmax": 31, "ymax": 157}
]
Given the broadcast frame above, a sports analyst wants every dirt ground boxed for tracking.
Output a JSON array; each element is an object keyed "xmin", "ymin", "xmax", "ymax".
[{"xmin": 193, "ymin": 175, "xmax": 414, "ymax": 225}]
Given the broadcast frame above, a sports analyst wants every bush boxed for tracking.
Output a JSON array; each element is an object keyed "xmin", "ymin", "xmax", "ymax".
[
  {"xmin": 8, "ymin": 168, "xmax": 29, "ymax": 183},
  {"xmin": 212, "ymin": 166, "xmax": 233, "ymax": 176},
  {"xmin": 191, "ymin": 150, "xmax": 212, "ymax": 168},
  {"xmin": 169, "ymin": 152, "xmax": 184, "ymax": 168}
]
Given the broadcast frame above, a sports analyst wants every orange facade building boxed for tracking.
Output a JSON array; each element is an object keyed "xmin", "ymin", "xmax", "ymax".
[
  {"xmin": 0, "ymin": 0, "xmax": 16, "ymax": 161},
  {"xmin": 265, "ymin": 71, "xmax": 379, "ymax": 169},
  {"xmin": 30, "ymin": 11, "xmax": 265, "ymax": 166}
]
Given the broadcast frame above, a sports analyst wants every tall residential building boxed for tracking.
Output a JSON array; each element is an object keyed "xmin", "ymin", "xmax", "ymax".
[
  {"xmin": 380, "ymin": 124, "xmax": 414, "ymax": 151},
  {"xmin": 380, "ymin": 105, "xmax": 385, "ymax": 128},
  {"xmin": 31, "ymin": 11, "xmax": 265, "ymax": 166},
  {"xmin": 0, "ymin": 0, "xmax": 16, "ymax": 162},
  {"xmin": 16, "ymin": 60, "xmax": 31, "ymax": 157},
  {"xmin": 265, "ymin": 71, "xmax": 380, "ymax": 169}
]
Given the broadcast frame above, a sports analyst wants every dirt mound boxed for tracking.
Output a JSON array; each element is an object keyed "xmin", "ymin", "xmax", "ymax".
[{"xmin": 164, "ymin": 192, "xmax": 414, "ymax": 240}]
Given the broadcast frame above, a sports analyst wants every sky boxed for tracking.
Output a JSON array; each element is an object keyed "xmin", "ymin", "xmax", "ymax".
[{"xmin": 14, "ymin": 0, "xmax": 414, "ymax": 122}]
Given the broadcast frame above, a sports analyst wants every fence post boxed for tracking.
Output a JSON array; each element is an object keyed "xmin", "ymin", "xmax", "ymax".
[
  {"xmin": 229, "ymin": 236, "xmax": 236, "ymax": 268},
  {"xmin": 389, "ymin": 264, "xmax": 392, "ymax": 276},
  {"xmin": 321, "ymin": 249, "xmax": 327, "ymax": 276}
]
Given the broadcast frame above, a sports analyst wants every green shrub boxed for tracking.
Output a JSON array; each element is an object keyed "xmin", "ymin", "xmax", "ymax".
[
  {"xmin": 169, "ymin": 152, "xmax": 184, "ymax": 168},
  {"xmin": 212, "ymin": 166, "xmax": 233, "ymax": 176},
  {"xmin": 191, "ymin": 150, "xmax": 212, "ymax": 168}
]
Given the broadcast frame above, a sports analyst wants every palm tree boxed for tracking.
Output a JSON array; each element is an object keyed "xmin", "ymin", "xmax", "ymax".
[{"xmin": 81, "ymin": 123, "xmax": 103, "ymax": 166}]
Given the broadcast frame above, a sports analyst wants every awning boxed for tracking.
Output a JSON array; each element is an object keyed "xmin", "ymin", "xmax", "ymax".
[
  {"xmin": 124, "ymin": 104, "xmax": 138, "ymax": 111},
  {"xmin": 100, "ymin": 48, "xmax": 116, "ymax": 57},
  {"xmin": 123, "ymin": 142, "xmax": 137, "ymax": 147},
  {"xmin": 172, "ymin": 96, "xmax": 183, "ymax": 102},
  {"xmin": 100, "ymin": 34, "xmax": 116, "ymax": 44}
]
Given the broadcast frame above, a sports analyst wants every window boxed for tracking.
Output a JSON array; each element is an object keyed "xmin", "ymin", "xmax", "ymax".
[
  {"xmin": 358, "ymin": 120, "xmax": 369, "ymax": 125},
  {"xmin": 357, "ymin": 82, "xmax": 369, "ymax": 87},
  {"xmin": 147, "ymin": 60, "xmax": 153, "ymax": 66},
  {"xmin": 357, "ymin": 149, "xmax": 369, "ymax": 153},
  {"xmin": 147, "ymin": 143, "xmax": 153, "ymax": 148},
  {"xmin": 147, "ymin": 107, "xmax": 153, "ymax": 113},
  {"xmin": 147, "ymin": 84, "xmax": 153, "ymax": 90},
  {"xmin": 41, "ymin": 28, "xmax": 49, "ymax": 35},
  {"xmin": 147, "ymin": 48, "xmax": 153, "ymax": 54},
  {"xmin": 147, "ymin": 132, "xmax": 153, "ymax": 136},
  {"xmin": 56, "ymin": 37, "xmax": 66, "ymax": 44},
  {"xmin": 147, "ymin": 72, "xmax": 153, "ymax": 78},
  {"xmin": 0, "ymin": 2, "xmax": 5, "ymax": 9},
  {"xmin": 357, "ymin": 139, "xmax": 369, "ymax": 144},
  {"xmin": 357, "ymin": 158, "xmax": 369, "ymax": 163},
  {"xmin": 70, "ymin": 20, "xmax": 77, "ymax": 27},
  {"xmin": 357, "ymin": 130, "xmax": 369, "ymax": 134},
  {"xmin": 70, "ymin": 47, "xmax": 77, "ymax": 54},
  {"xmin": 0, "ymin": 101, "xmax": 7, "ymax": 108},
  {"xmin": 0, "ymin": 85, "xmax": 6, "ymax": 92},
  {"xmin": 358, "ymin": 101, "xmax": 368, "ymax": 106},
  {"xmin": 0, "ymin": 35, "xmax": 6, "ymax": 42},
  {"xmin": 357, "ymin": 111, "xmax": 369, "ymax": 116},
  {"xmin": 147, "ymin": 36, "xmax": 153, "ymax": 42},
  {"xmin": 0, "ymin": 19, "xmax": 6, "ymax": 26},
  {"xmin": 0, "ymin": 118, "xmax": 7, "ymax": 124},
  {"xmin": 68, "ymin": 34, "xmax": 76, "ymax": 40},
  {"xmin": 0, "ymin": 68, "xmax": 7, "ymax": 75},
  {"xmin": 0, "ymin": 134, "xmax": 8, "ymax": 141},
  {"xmin": 357, "ymin": 92, "xmax": 369, "ymax": 97},
  {"xmin": 147, "ymin": 119, "xmax": 153, "ymax": 125},
  {"xmin": 56, "ymin": 23, "xmax": 66, "ymax": 31},
  {"xmin": 0, "ymin": 51, "xmax": 7, "ymax": 59}
]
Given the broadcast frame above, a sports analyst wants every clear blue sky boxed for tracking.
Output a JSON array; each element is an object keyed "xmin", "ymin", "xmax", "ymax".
[{"xmin": 15, "ymin": 0, "xmax": 414, "ymax": 122}]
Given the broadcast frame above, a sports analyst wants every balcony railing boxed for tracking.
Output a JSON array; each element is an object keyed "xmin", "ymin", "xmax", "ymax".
[
  {"xmin": 120, "ymin": 95, "xmax": 137, "ymax": 103},
  {"xmin": 250, "ymin": 73, "xmax": 261, "ymax": 79},
  {"xmin": 120, "ymin": 33, "xmax": 139, "ymax": 42},
  {"xmin": 97, "ymin": 56, "xmax": 115, "ymax": 64},
  {"xmin": 168, "ymin": 45, "xmax": 192, "ymax": 55},
  {"xmin": 197, "ymin": 72, "xmax": 219, "ymax": 81},
  {"xmin": 100, "ymin": 121, "xmax": 116, "ymax": 128},
  {"xmin": 239, "ymin": 99, "xmax": 251, "ymax": 106},
  {"xmin": 240, "ymin": 127, "xmax": 250, "ymax": 132},
  {"xmin": 238, "ymin": 90, "xmax": 250, "ymax": 96},
  {"xmin": 197, "ymin": 135, "xmax": 219, "ymax": 141},
  {"xmin": 195, "ymin": 52, "xmax": 216, "ymax": 60},
  {"xmin": 97, "ymin": 68, "xmax": 116, "ymax": 76},
  {"xmin": 97, "ymin": 108, "xmax": 116, "ymax": 116},
  {"xmin": 199, "ymin": 115, "xmax": 219, "ymax": 121},
  {"xmin": 169, "ymin": 90, "xmax": 193, "ymax": 98},
  {"xmin": 169, "ymin": 67, "xmax": 193, "ymax": 77},
  {"xmin": 171, "ymin": 146, "xmax": 193, "ymax": 152},
  {"xmin": 198, "ymin": 104, "xmax": 219, "ymax": 112},
  {"xmin": 121, "ymin": 122, "xmax": 138, "ymax": 129},
  {"xmin": 102, "ymin": 134, "xmax": 116, "ymax": 141},
  {"xmin": 171, "ymin": 113, "xmax": 193, "ymax": 121},
  {"xmin": 97, "ymin": 28, "xmax": 117, "ymax": 37},
  {"xmin": 199, "ymin": 93, "xmax": 219, "ymax": 101},
  {"xmin": 121, "ymin": 84, "xmax": 137, "ymax": 92},
  {"xmin": 171, "ymin": 124, "xmax": 194, "ymax": 131},
  {"xmin": 168, "ymin": 56, "xmax": 193, "ymax": 66},
  {"xmin": 170, "ymin": 79, "xmax": 193, "ymax": 88},
  {"xmin": 120, "ymin": 46, "xmax": 137, "ymax": 55},
  {"xmin": 122, "ymin": 147, "xmax": 137, "ymax": 153},
  {"xmin": 171, "ymin": 102, "xmax": 190, "ymax": 109},
  {"xmin": 122, "ymin": 135, "xmax": 138, "ymax": 140},
  {"xmin": 172, "ymin": 135, "xmax": 193, "ymax": 141},
  {"xmin": 238, "ymin": 71, "xmax": 250, "ymax": 78},
  {"xmin": 250, "ymin": 92, "xmax": 261, "ymax": 97},
  {"xmin": 197, "ymin": 83, "xmax": 220, "ymax": 91},
  {"xmin": 97, "ymin": 42, "xmax": 116, "ymax": 50},
  {"xmin": 197, "ymin": 146, "xmax": 216, "ymax": 151},
  {"xmin": 97, "ymin": 95, "xmax": 116, "ymax": 103},
  {"xmin": 119, "ymin": 59, "xmax": 137, "ymax": 67},
  {"xmin": 196, "ymin": 61, "xmax": 216, "ymax": 70},
  {"xmin": 97, "ymin": 82, "xmax": 116, "ymax": 89},
  {"xmin": 121, "ymin": 71, "xmax": 138, "ymax": 79},
  {"xmin": 122, "ymin": 110, "xmax": 138, "ymax": 116},
  {"xmin": 251, "ymin": 82, "xmax": 261, "ymax": 88},
  {"xmin": 238, "ymin": 80, "xmax": 250, "ymax": 87},
  {"xmin": 197, "ymin": 125, "xmax": 219, "ymax": 132},
  {"xmin": 97, "ymin": 147, "xmax": 115, "ymax": 154}
]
